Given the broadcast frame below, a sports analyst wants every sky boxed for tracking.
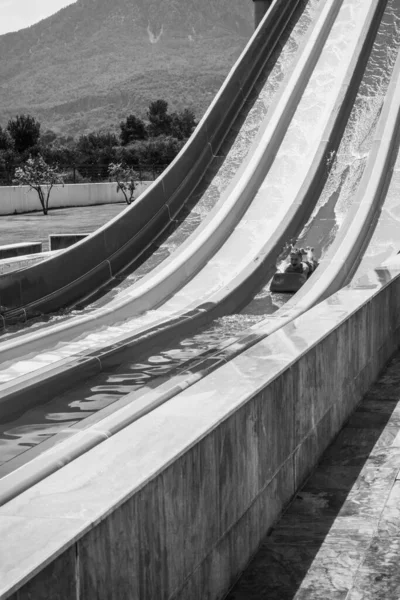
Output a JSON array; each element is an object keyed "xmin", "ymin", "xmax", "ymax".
[{"xmin": 0, "ymin": 0, "xmax": 76, "ymax": 35}]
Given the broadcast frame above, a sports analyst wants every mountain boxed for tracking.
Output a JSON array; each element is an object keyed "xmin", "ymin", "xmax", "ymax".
[{"xmin": 0, "ymin": 0, "xmax": 253, "ymax": 136}]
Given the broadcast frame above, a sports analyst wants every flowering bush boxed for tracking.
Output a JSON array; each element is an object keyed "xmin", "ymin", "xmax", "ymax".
[{"xmin": 14, "ymin": 155, "xmax": 64, "ymax": 215}]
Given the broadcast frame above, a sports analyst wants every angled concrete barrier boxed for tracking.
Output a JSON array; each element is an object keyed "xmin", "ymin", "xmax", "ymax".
[
  {"xmin": 0, "ymin": 251, "xmax": 57, "ymax": 276},
  {"xmin": 1, "ymin": 257, "xmax": 400, "ymax": 599},
  {"xmin": 0, "ymin": 0, "xmax": 302, "ymax": 320},
  {"xmin": 0, "ymin": 242, "xmax": 42, "ymax": 259},
  {"xmin": 49, "ymin": 234, "xmax": 89, "ymax": 251}
]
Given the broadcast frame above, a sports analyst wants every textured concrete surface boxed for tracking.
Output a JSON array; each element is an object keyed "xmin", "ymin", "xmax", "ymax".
[{"xmin": 226, "ymin": 351, "xmax": 400, "ymax": 600}]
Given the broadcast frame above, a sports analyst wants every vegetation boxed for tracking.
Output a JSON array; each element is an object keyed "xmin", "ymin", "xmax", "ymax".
[
  {"xmin": 120, "ymin": 115, "xmax": 147, "ymax": 145},
  {"xmin": 108, "ymin": 163, "xmax": 137, "ymax": 205},
  {"xmin": 0, "ymin": 102, "xmax": 196, "ymax": 205},
  {"xmin": 13, "ymin": 155, "xmax": 64, "ymax": 215},
  {"xmin": 0, "ymin": 0, "xmax": 252, "ymax": 136},
  {"xmin": 7, "ymin": 115, "xmax": 41, "ymax": 154}
]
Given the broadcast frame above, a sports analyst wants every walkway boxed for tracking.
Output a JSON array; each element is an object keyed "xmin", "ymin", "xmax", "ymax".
[{"xmin": 226, "ymin": 350, "xmax": 400, "ymax": 599}]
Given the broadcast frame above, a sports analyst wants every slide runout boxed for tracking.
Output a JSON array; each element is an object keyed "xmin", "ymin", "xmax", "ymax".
[
  {"xmin": 0, "ymin": 0, "xmax": 384, "ymax": 416},
  {"xmin": 0, "ymin": 0, "xmax": 301, "ymax": 322},
  {"xmin": 0, "ymin": 0, "xmax": 340, "ymax": 354}
]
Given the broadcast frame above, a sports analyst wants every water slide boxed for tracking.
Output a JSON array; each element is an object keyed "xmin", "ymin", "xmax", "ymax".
[
  {"xmin": 0, "ymin": 0, "xmax": 302, "ymax": 324},
  {"xmin": 0, "ymin": 0, "xmax": 382, "ymax": 359},
  {"xmin": 1, "ymin": 0, "xmax": 399, "ymax": 503}
]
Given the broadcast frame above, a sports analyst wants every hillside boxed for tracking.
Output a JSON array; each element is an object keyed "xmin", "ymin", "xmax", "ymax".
[{"xmin": 0, "ymin": 0, "xmax": 253, "ymax": 136}]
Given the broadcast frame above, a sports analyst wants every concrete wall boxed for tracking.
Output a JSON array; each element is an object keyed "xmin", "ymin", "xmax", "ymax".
[
  {"xmin": 0, "ymin": 182, "xmax": 151, "ymax": 215},
  {"xmin": 2, "ymin": 262, "xmax": 400, "ymax": 600},
  {"xmin": 0, "ymin": 251, "xmax": 57, "ymax": 276}
]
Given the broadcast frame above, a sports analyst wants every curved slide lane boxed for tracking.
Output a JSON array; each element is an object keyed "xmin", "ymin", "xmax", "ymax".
[
  {"xmin": 0, "ymin": 0, "xmax": 347, "ymax": 354},
  {"xmin": 0, "ymin": 0, "xmax": 380, "ymax": 382},
  {"xmin": 0, "ymin": 0, "xmax": 302, "ymax": 323}
]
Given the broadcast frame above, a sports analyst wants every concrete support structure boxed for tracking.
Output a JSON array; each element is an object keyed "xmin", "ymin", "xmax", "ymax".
[{"xmin": 253, "ymin": 0, "xmax": 272, "ymax": 29}]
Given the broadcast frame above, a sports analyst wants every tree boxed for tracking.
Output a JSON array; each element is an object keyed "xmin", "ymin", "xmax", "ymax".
[
  {"xmin": 135, "ymin": 136, "xmax": 185, "ymax": 166},
  {"xmin": 120, "ymin": 115, "xmax": 147, "ymax": 145},
  {"xmin": 108, "ymin": 163, "xmax": 137, "ymax": 205},
  {"xmin": 147, "ymin": 99, "xmax": 172, "ymax": 137},
  {"xmin": 13, "ymin": 155, "xmax": 64, "ymax": 215},
  {"xmin": 0, "ymin": 148, "xmax": 18, "ymax": 185},
  {"xmin": 170, "ymin": 108, "xmax": 197, "ymax": 140},
  {"xmin": 76, "ymin": 131, "xmax": 118, "ymax": 179},
  {"xmin": 7, "ymin": 114, "xmax": 41, "ymax": 153},
  {"xmin": 0, "ymin": 126, "xmax": 13, "ymax": 151}
]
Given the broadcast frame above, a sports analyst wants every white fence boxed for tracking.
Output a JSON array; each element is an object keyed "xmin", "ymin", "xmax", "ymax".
[{"xmin": 0, "ymin": 182, "xmax": 152, "ymax": 215}]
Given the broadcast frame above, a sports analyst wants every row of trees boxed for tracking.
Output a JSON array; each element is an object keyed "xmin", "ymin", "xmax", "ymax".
[
  {"xmin": 0, "ymin": 100, "xmax": 197, "ymax": 184},
  {"xmin": 13, "ymin": 157, "xmax": 138, "ymax": 215}
]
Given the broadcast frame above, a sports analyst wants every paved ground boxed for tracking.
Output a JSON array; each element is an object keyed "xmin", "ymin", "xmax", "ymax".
[
  {"xmin": 0, "ymin": 204, "xmax": 125, "ymax": 251},
  {"xmin": 226, "ymin": 351, "xmax": 400, "ymax": 599}
]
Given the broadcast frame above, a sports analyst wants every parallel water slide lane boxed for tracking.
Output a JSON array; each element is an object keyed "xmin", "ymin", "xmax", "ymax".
[
  {"xmin": 0, "ymin": 0, "xmax": 331, "ymax": 345},
  {"xmin": 0, "ymin": 0, "xmax": 383, "ymax": 408},
  {"xmin": 0, "ymin": 0, "xmax": 378, "ymax": 366},
  {"xmin": 0, "ymin": 0, "xmax": 302, "ymax": 323},
  {"xmin": 0, "ymin": 0, "xmax": 396, "ymax": 503},
  {"xmin": 0, "ymin": 0, "xmax": 346, "ymax": 361},
  {"xmin": 0, "ymin": 2, "xmax": 318, "ymax": 345},
  {"xmin": 0, "ymin": 1, "xmax": 345, "ymax": 381},
  {"xmin": 0, "ymin": 0, "xmax": 376, "ymax": 441}
]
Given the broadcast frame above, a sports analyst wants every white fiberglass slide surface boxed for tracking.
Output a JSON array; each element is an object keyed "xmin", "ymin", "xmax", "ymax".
[
  {"xmin": 152, "ymin": 0, "xmax": 375, "ymax": 311},
  {"xmin": 0, "ymin": 0, "xmax": 376, "ymax": 385},
  {"xmin": 236, "ymin": 31, "xmax": 400, "ymax": 341},
  {"xmin": 0, "ymin": 0, "xmax": 329, "ymax": 340},
  {"xmin": 350, "ymin": 135, "xmax": 400, "ymax": 284},
  {"xmin": 0, "ymin": 0, "xmax": 316, "ymax": 340}
]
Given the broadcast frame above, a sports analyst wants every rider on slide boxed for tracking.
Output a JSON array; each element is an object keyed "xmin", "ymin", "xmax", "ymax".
[{"xmin": 285, "ymin": 246, "xmax": 317, "ymax": 278}]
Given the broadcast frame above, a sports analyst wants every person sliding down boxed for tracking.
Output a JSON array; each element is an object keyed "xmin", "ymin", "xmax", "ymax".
[
  {"xmin": 285, "ymin": 247, "xmax": 310, "ymax": 276},
  {"xmin": 304, "ymin": 246, "xmax": 318, "ymax": 278}
]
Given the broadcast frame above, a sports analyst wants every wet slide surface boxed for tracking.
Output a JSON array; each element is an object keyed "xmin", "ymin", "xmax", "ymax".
[
  {"xmin": 0, "ymin": 0, "xmax": 368, "ymax": 369},
  {"xmin": 0, "ymin": 0, "xmax": 398, "ymax": 477},
  {"xmin": 0, "ymin": 0, "xmax": 311, "ymax": 340},
  {"xmin": 0, "ymin": 0, "xmax": 324, "ymax": 472}
]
